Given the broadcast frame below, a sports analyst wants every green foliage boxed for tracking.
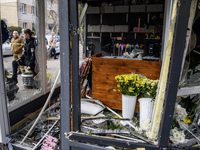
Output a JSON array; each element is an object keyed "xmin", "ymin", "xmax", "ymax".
[
  {"xmin": 108, "ymin": 122, "xmax": 120, "ymax": 130},
  {"xmin": 47, "ymin": 72, "xmax": 54, "ymax": 82},
  {"xmin": 4, "ymin": 69, "xmax": 9, "ymax": 78},
  {"xmin": 7, "ymin": 26, "xmax": 22, "ymax": 35},
  {"xmin": 171, "ymin": 120, "xmax": 180, "ymax": 129}
]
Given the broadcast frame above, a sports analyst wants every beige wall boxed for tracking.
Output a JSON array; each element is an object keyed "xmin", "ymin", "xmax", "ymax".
[
  {"xmin": 1, "ymin": 0, "xmax": 58, "ymax": 33},
  {"xmin": 20, "ymin": 0, "xmax": 35, "ymax": 6},
  {"xmin": 19, "ymin": 2, "xmax": 36, "ymax": 30},
  {"xmin": 1, "ymin": 2, "xmax": 18, "ymax": 26}
]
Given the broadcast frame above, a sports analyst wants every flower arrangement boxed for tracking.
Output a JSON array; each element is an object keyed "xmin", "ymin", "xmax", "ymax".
[
  {"xmin": 114, "ymin": 73, "xmax": 145, "ymax": 96},
  {"xmin": 140, "ymin": 78, "xmax": 159, "ymax": 99},
  {"xmin": 169, "ymin": 103, "xmax": 191, "ymax": 146}
]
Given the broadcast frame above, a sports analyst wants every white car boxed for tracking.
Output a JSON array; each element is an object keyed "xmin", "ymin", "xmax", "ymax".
[{"xmin": 2, "ymin": 41, "xmax": 12, "ymax": 56}]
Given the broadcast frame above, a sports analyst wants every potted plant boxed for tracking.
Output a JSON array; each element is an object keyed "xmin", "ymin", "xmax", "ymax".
[
  {"xmin": 139, "ymin": 78, "xmax": 159, "ymax": 130},
  {"xmin": 114, "ymin": 73, "xmax": 145, "ymax": 120}
]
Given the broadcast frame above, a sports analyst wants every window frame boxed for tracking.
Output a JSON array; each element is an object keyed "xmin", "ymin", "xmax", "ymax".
[
  {"xmin": 31, "ymin": 6, "xmax": 35, "ymax": 14},
  {"xmin": 22, "ymin": 3, "xmax": 26, "ymax": 14},
  {"xmin": 23, "ymin": 22, "xmax": 27, "ymax": 29}
]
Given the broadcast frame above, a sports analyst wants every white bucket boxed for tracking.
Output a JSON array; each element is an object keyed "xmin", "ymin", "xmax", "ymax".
[
  {"xmin": 139, "ymin": 98, "xmax": 154, "ymax": 130},
  {"xmin": 122, "ymin": 94, "xmax": 137, "ymax": 120}
]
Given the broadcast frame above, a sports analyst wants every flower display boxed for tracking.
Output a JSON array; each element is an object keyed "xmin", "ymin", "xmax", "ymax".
[
  {"xmin": 170, "ymin": 103, "xmax": 191, "ymax": 146},
  {"xmin": 114, "ymin": 73, "xmax": 145, "ymax": 96},
  {"xmin": 169, "ymin": 127, "xmax": 187, "ymax": 146},
  {"xmin": 140, "ymin": 78, "xmax": 159, "ymax": 99},
  {"xmin": 174, "ymin": 104, "xmax": 188, "ymax": 122}
]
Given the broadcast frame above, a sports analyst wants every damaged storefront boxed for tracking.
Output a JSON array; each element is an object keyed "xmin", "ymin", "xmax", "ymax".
[{"xmin": 1, "ymin": 0, "xmax": 200, "ymax": 150}]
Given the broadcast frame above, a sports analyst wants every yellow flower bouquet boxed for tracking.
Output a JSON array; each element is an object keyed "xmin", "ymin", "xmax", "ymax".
[
  {"xmin": 140, "ymin": 78, "xmax": 159, "ymax": 99},
  {"xmin": 114, "ymin": 73, "xmax": 145, "ymax": 96}
]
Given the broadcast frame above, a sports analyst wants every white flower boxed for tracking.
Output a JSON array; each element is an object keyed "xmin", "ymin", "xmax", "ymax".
[
  {"xmin": 135, "ymin": 127, "xmax": 143, "ymax": 134},
  {"xmin": 179, "ymin": 137, "xmax": 185, "ymax": 143},
  {"xmin": 141, "ymin": 119, "xmax": 151, "ymax": 131},
  {"xmin": 145, "ymin": 130, "xmax": 150, "ymax": 138},
  {"xmin": 173, "ymin": 132, "xmax": 181, "ymax": 139},
  {"xmin": 170, "ymin": 128, "xmax": 187, "ymax": 145}
]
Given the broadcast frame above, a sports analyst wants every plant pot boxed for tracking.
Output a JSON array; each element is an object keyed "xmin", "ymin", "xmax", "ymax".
[
  {"xmin": 139, "ymin": 98, "xmax": 154, "ymax": 130},
  {"xmin": 122, "ymin": 94, "xmax": 137, "ymax": 120},
  {"xmin": 21, "ymin": 73, "xmax": 35, "ymax": 87}
]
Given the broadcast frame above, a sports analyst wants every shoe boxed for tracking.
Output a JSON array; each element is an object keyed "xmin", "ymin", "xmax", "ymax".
[
  {"xmin": 6, "ymin": 78, "xmax": 18, "ymax": 84},
  {"xmin": 17, "ymin": 71, "xmax": 22, "ymax": 75},
  {"xmin": 54, "ymin": 57, "xmax": 58, "ymax": 59}
]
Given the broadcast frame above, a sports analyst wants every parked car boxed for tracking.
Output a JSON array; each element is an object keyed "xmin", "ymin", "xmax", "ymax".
[{"xmin": 2, "ymin": 41, "xmax": 12, "ymax": 56}]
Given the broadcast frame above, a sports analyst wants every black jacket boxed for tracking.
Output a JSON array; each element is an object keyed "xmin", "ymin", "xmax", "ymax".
[{"xmin": 20, "ymin": 37, "xmax": 36, "ymax": 67}]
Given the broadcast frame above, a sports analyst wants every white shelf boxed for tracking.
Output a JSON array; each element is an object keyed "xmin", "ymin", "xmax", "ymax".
[{"xmin": 177, "ymin": 86, "xmax": 200, "ymax": 96}]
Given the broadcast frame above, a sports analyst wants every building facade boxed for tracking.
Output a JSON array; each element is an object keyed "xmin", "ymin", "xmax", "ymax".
[{"xmin": 1, "ymin": 0, "xmax": 58, "ymax": 33}]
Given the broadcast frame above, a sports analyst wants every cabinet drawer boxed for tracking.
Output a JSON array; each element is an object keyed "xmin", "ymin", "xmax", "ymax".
[
  {"xmin": 146, "ymin": 4, "xmax": 163, "ymax": 12},
  {"xmin": 88, "ymin": 25, "xmax": 101, "ymax": 32},
  {"xmin": 87, "ymin": 7, "xmax": 100, "ymax": 14},
  {"xmin": 101, "ymin": 6, "xmax": 114, "ymax": 13},
  {"xmin": 114, "ymin": 25, "xmax": 129, "ymax": 32},
  {"xmin": 101, "ymin": 25, "xmax": 114, "ymax": 32},
  {"xmin": 115, "ymin": 5, "xmax": 129, "ymax": 13},
  {"xmin": 130, "ymin": 5, "xmax": 145, "ymax": 12}
]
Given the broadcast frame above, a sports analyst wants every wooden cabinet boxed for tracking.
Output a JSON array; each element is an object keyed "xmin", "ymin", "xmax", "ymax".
[{"xmin": 92, "ymin": 57, "xmax": 161, "ymax": 110}]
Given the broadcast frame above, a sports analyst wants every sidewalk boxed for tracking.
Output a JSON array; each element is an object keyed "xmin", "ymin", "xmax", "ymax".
[{"xmin": 7, "ymin": 56, "xmax": 60, "ymax": 108}]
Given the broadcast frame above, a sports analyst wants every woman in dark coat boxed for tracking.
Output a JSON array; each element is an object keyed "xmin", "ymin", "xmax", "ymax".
[{"xmin": 7, "ymin": 28, "xmax": 36, "ymax": 84}]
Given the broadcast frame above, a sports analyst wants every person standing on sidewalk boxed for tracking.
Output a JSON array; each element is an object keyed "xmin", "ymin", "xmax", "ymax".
[
  {"xmin": 11, "ymin": 31, "xmax": 25, "ymax": 74},
  {"xmin": 48, "ymin": 32, "xmax": 58, "ymax": 59}
]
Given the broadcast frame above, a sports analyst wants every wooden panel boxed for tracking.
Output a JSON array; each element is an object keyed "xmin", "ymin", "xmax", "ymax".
[{"xmin": 92, "ymin": 57, "xmax": 161, "ymax": 110}]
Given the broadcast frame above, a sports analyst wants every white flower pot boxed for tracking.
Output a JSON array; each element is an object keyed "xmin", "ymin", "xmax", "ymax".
[
  {"xmin": 139, "ymin": 98, "xmax": 154, "ymax": 130},
  {"xmin": 122, "ymin": 94, "xmax": 137, "ymax": 120}
]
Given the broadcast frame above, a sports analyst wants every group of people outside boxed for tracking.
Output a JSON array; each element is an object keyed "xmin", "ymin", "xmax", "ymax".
[{"xmin": 7, "ymin": 29, "xmax": 58, "ymax": 85}]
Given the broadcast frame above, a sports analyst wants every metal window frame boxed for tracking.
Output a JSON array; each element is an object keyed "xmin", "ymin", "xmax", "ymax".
[
  {"xmin": 70, "ymin": 0, "xmax": 81, "ymax": 131},
  {"xmin": 59, "ymin": 0, "xmax": 71, "ymax": 149},
  {"xmin": 0, "ymin": 15, "xmax": 10, "ymax": 144},
  {"xmin": 59, "ymin": 0, "xmax": 191, "ymax": 149}
]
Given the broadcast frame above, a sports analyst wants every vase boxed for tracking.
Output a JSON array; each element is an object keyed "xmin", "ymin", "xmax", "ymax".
[
  {"xmin": 122, "ymin": 94, "xmax": 137, "ymax": 120},
  {"xmin": 139, "ymin": 98, "xmax": 154, "ymax": 130}
]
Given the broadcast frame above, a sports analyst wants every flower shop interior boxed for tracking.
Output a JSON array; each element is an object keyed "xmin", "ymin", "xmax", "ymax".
[{"xmin": 1, "ymin": 0, "xmax": 200, "ymax": 150}]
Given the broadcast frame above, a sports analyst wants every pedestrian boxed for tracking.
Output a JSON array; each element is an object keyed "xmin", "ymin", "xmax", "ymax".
[
  {"xmin": 48, "ymin": 32, "xmax": 58, "ymax": 59},
  {"xmin": 7, "ymin": 28, "xmax": 37, "ymax": 84},
  {"xmin": 11, "ymin": 31, "xmax": 25, "ymax": 74},
  {"xmin": 1, "ymin": 19, "xmax": 9, "ymax": 43}
]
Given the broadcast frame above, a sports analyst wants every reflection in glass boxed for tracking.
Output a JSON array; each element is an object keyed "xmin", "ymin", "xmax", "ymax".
[
  {"xmin": 1, "ymin": 0, "xmax": 42, "ymax": 107},
  {"xmin": 45, "ymin": 0, "xmax": 60, "ymax": 88}
]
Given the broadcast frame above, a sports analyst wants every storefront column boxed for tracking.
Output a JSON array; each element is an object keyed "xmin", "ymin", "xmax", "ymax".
[
  {"xmin": 36, "ymin": 0, "xmax": 47, "ymax": 94},
  {"xmin": 59, "ymin": 0, "xmax": 71, "ymax": 149}
]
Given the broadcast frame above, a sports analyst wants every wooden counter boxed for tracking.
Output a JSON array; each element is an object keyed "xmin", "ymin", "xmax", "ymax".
[{"xmin": 92, "ymin": 57, "xmax": 161, "ymax": 110}]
